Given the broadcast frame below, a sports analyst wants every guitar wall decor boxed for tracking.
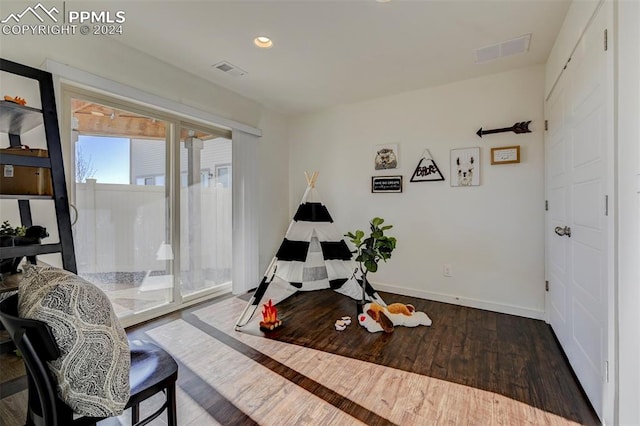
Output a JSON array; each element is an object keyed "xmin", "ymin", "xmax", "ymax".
[{"xmin": 476, "ymin": 121, "xmax": 531, "ymax": 138}]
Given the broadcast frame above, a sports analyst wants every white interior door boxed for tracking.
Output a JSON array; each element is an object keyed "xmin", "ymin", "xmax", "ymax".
[{"xmin": 545, "ymin": 4, "xmax": 612, "ymax": 421}]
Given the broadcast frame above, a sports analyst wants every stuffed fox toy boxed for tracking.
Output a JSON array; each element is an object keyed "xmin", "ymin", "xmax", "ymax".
[{"xmin": 358, "ymin": 302, "xmax": 432, "ymax": 333}]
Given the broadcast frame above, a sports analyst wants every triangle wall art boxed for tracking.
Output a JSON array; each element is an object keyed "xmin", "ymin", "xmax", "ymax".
[{"xmin": 410, "ymin": 149, "xmax": 445, "ymax": 182}]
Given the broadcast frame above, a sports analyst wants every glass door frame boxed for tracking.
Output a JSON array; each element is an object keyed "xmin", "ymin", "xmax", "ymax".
[
  {"xmin": 176, "ymin": 120, "xmax": 233, "ymax": 304},
  {"xmin": 61, "ymin": 85, "xmax": 232, "ymax": 327}
]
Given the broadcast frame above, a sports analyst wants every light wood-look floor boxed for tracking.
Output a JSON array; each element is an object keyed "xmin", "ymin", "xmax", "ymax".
[{"xmin": 0, "ymin": 291, "xmax": 598, "ymax": 425}]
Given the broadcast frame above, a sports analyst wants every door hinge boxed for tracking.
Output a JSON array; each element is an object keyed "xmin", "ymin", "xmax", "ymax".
[
  {"xmin": 545, "ymin": 280, "xmax": 549, "ymax": 292},
  {"xmin": 605, "ymin": 195, "xmax": 608, "ymax": 216},
  {"xmin": 605, "ymin": 360, "xmax": 609, "ymax": 382},
  {"xmin": 544, "ymin": 120, "xmax": 548, "ymax": 131},
  {"xmin": 545, "ymin": 200, "xmax": 549, "ymax": 211},
  {"xmin": 604, "ymin": 29, "xmax": 608, "ymax": 51}
]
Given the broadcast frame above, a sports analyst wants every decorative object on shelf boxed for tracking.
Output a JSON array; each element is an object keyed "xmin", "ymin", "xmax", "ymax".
[
  {"xmin": 374, "ymin": 143, "xmax": 398, "ymax": 170},
  {"xmin": 1, "ymin": 220, "xmax": 25, "ymax": 276},
  {"xmin": 358, "ymin": 302, "xmax": 432, "ymax": 333},
  {"xmin": 0, "ymin": 146, "xmax": 53, "ymax": 196},
  {"xmin": 259, "ymin": 299, "xmax": 282, "ymax": 331},
  {"xmin": 0, "ymin": 221, "xmax": 26, "ymax": 238},
  {"xmin": 3, "ymin": 95, "xmax": 27, "ymax": 106},
  {"xmin": 410, "ymin": 149, "xmax": 444, "ymax": 182},
  {"xmin": 476, "ymin": 121, "xmax": 531, "ymax": 138},
  {"xmin": 450, "ymin": 147, "xmax": 480, "ymax": 187},
  {"xmin": 0, "ymin": 223, "xmax": 49, "ymax": 274},
  {"xmin": 371, "ymin": 175, "xmax": 403, "ymax": 193},
  {"xmin": 0, "ymin": 145, "xmax": 53, "ymax": 195},
  {"xmin": 491, "ymin": 145, "xmax": 521, "ymax": 165},
  {"xmin": 345, "ymin": 217, "xmax": 397, "ymax": 313}
]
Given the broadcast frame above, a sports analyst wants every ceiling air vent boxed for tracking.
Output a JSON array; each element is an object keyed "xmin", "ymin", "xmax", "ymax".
[
  {"xmin": 474, "ymin": 34, "xmax": 531, "ymax": 64},
  {"xmin": 212, "ymin": 61, "xmax": 247, "ymax": 77}
]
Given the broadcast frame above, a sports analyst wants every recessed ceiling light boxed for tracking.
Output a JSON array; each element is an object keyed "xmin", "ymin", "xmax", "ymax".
[
  {"xmin": 376, "ymin": 0, "xmax": 392, "ymax": 3},
  {"xmin": 254, "ymin": 36, "xmax": 273, "ymax": 48}
]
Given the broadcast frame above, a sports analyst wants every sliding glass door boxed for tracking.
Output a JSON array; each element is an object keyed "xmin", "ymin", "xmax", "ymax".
[
  {"xmin": 179, "ymin": 123, "xmax": 232, "ymax": 299},
  {"xmin": 65, "ymin": 88, "xmax": 233, "ymax": 325},
  {"xmin": 69, "ymin": 93, "xmax": 174, "ymax": 320}
]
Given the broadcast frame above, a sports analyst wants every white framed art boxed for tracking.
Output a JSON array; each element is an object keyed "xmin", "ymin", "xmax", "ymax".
[
  {"xmin": 450, "ymin": 147, "xmax": 480, "ymax": 187},
  {"xmin": 374, "ymin": 143, "xmax": 398, "ymax": 170}
]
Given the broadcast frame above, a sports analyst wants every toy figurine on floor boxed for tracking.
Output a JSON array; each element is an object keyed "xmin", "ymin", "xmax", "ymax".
[
  {"xmin": 259, "ymin": 299, "xmax": 282, "ymax": 331},
  {"xmin": 358, "ymin": 302, "xmax": 432, "ymax": 333}
]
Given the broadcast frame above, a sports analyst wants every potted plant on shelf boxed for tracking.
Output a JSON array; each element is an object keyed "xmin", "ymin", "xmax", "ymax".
[
  {"xmin": 0, "ymin": 220, "xmax": 26, "ymax": 274},
  {"xmin": 345, "ymin": 217, "xmax": 397, "ymax": 312}
]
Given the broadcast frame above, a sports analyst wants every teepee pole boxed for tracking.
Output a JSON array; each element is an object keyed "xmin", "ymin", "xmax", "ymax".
[
  {"xmin": 304, "ymin": 171, "xmax": 319, "ymax": 188},
  {"xmin": 235, "ymin": 256, "xmax": 278, "ymax": 329}
]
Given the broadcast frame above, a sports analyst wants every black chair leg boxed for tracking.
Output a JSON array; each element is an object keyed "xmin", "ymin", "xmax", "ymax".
[{"xmin": 166, "ymin": 383, "xmax": 177, "ymax": 426}]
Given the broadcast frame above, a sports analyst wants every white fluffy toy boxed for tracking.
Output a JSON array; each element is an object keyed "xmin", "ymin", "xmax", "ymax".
[{"xmin": 358, "ymin": 302, "xmax": 432, "ymax": 333}]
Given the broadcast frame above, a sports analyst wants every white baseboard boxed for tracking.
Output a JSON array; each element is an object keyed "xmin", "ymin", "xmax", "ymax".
[{"xmin": 371, "ymin": 281, "xmax": 545, "ymax": 320}]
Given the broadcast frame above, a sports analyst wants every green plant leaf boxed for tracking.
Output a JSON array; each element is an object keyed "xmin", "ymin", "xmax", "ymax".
[
  {"xmin": 371, "ymin": 217, "xmax": 384, "ymax": 227},
  {"xmin": 350, "ymin": 217, "xmax": 397, "ymax": 275},
  {"xmin": 364, "ymin": 260, "xmax": 378, "ymax": 272},
  {"xmin": 362, "ymin": 247, "xmax": 376, "ymax": 257},
  {"xmin": 346, "ymin": 229, "xmax": 366, "ymax": 247}
]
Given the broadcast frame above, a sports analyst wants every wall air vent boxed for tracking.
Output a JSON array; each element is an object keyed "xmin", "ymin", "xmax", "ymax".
[
  {"xmin": 474, "ymin": 34, "xmax": 531, "ymax": 64},
  {"xmin": 212, "ymin": 61, "xmax": 247, "ymax": 77}
]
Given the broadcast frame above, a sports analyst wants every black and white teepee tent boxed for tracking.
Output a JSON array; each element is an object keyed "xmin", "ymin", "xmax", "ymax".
[{"xmin": 235, "ymin": 172, "xmax": 386, "ymax": 331}]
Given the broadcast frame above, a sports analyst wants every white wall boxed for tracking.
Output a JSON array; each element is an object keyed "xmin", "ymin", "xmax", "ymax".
[
  {"xmin": 256, "ymin": 108, "xmax": 291, "ymax": 274},
  {"xmin": 289, "ymin": 65, "xmax": 546, "ymax": 318},
  {"xmin": 0, "ymin": 36, "xmax": 262, "ymax": 127}
]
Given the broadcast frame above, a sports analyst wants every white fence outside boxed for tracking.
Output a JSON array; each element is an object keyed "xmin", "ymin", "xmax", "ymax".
[{"xmin": 74, "ymin": 179, "xmax": 232, "ymax": 276}]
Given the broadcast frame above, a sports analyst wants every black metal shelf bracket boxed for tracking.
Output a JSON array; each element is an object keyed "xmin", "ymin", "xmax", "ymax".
[{"xmin": 0, "ymin": 58, "xmax": 77, "ymax": 273}]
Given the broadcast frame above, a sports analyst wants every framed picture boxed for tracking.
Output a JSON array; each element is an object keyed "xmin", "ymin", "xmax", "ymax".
[
  {"xmin": 450, "ymin": 147, "xmax": 480, "ymax": 187},
  {"xmin": 371, "ymin": 175, "xmax": 403, "ymax": 193},
  {"xmin": 410, "ymin": 149, "xmax": 444, "ymax": 182},
  {"xmin": 491, "ymin": 145, "xmax": 520, "ymax": 165},
  {"xmin": 374, "ymin": 143, "xmax": 398, "ymax": 170}
]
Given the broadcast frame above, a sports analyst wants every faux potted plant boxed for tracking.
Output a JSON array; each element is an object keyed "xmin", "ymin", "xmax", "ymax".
[
  {"xmin": 345, "ymin": 217, "xmax": 397, "ymax": 311},
  {"xmin": 0, "ymin": 220, "xmax": 26, "ymax": 238},
  {"xmin": 0, "ymin": 220, "xmax": 27, "ymax": 274}
]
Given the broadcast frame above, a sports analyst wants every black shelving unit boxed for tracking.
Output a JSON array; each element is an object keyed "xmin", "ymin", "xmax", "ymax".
[{"xmin": 0, "ymin": 58, "xmax": 77, "ymax": 274}]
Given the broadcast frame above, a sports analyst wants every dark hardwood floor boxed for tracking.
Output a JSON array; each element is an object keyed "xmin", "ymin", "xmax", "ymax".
[
  {"xmin": 0, "ymin": 290, "xmax": 600, "ymax": 425},
  {"xmin": 259, "ymin": 290, "xmax": 600, "ymax": 425}
]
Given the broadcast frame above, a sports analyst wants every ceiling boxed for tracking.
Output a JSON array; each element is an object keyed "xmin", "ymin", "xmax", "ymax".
[{"xmin": 110, "ymin": 0, "xmax": 570, "ymax": 116}]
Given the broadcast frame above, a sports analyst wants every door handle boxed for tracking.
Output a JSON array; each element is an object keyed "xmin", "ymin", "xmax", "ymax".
[{"xmin": 554, "ymin": 226, "xmax": 571, "ymax": 237}]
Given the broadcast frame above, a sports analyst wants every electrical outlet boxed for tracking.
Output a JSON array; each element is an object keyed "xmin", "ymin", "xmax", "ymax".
[{"xmin": 443, "ymin": 263, "xmax": 452, "ymax": 277}]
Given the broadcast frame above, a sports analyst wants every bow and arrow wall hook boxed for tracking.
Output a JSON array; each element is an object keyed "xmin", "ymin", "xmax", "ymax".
[{"xmin": 476, "ymin": 121, "xmax": 532, "ymax": 138}]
